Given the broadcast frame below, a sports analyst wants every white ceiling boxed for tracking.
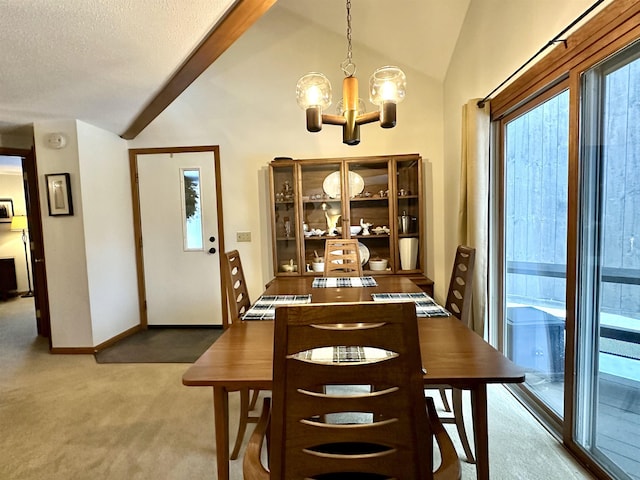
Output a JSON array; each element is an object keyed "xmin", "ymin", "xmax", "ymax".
[{"xmin": 0, "ymin": 0, "xmax": 470, "ymax": 138}]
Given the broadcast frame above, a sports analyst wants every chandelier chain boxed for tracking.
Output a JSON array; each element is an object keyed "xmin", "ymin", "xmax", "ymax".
[{"xmin": 341, "ymin": 0, "xmax": 356, "ymax": 77}]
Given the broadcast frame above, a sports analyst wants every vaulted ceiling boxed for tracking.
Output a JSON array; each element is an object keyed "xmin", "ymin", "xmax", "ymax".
[{"xmin": 0, "ymin": 0, "xmax": 470, "ymax": 139}]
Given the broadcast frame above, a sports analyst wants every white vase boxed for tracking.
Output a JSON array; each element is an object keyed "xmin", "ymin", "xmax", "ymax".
[{"xmin": 399, "ymin": 238, "xmax": 419, "ymax": 270}]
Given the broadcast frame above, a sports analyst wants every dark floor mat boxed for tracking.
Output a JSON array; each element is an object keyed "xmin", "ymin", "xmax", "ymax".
[{"xmin": 94, "ymin": 327, "xmax": 224, "ymax": 363}]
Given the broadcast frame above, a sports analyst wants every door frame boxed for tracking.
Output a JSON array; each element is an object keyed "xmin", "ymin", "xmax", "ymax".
[
  {"xmin": 0, "ymin": 146, "xmax": 52, "ymax": 348},
  {"xmin": 128, "ymin": 145, "xmax": 227, "ymax": 327}
]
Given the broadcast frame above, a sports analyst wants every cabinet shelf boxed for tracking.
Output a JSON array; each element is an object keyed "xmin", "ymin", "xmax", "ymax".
[
  {"xmin": 349, "ymin": 196, "xmax": 389, "ymax": 202},
  {"xmin": 269, "ymin": 154, "xmax": 427, "ymax": 281}
]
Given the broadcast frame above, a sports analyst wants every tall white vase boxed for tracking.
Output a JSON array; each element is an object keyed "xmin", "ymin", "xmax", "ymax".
[{"xmin": 399, "ymin": 238, "xmax": 419, "ymax": 270}]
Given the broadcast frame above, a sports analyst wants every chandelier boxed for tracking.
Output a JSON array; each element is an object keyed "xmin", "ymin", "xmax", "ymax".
[{"xmin": 296, "ymin": 0, "xmax": 406, "ymax": 146}]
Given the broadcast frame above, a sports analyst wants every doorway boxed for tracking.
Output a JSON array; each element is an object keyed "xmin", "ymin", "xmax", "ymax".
[
  {"xmin": 129, "ymin": 146, "xmax": 227, "ymax": 326},
  {"xmin": 0, "ymin": 146, "xmax": 51, "ymax": 346}
]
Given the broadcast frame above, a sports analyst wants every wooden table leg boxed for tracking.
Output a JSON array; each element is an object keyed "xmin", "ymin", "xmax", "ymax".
[
  {"xmin": 213, "ymin": 387, "xmax": 230, "ymax": 480},
  {"xmin": 470, "ymin": 385, "xmax": 489, "ymax": 480}
]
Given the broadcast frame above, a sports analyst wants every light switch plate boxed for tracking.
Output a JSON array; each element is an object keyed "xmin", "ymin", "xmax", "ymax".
[{"xmin": 237, "ymin": 231, "xmax": 251, "ymax": 242}]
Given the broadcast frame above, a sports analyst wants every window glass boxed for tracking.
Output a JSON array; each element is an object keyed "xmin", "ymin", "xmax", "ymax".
[
  {"xmin": 503, "ymin": 89, "xmax": 569, "ymax": 416},
  {"xmin": 576, "ymin": 39, "xmax": 640, "ymax": 478},
  {"xmin": 182, "ymin": 168, "xmax": 203, "ymax": 251}
]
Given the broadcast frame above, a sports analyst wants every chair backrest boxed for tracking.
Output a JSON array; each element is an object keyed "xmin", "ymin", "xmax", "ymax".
[
  {"xmin": 270, "ymin": 301, "xmax": 433, "ymax": 479},
  {"xmin": 445, "ymin": 245, "xmax": 476, "ymax": 326},
  {"xmin": 223, "ymin": 250, "xmax": 251, "ymax": 325},
  {"xmin": 323, "ymin": 238, "xmax": 363, "ymax": 277}
]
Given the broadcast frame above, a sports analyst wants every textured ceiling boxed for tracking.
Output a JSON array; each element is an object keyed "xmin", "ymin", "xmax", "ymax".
[
  {"xmin": 0, "ymin": 0, "xmax": 470, "ymax": 137},
  {"xmin": 0, "ymin": 0, "xmax": 237, "ymax": 136}
]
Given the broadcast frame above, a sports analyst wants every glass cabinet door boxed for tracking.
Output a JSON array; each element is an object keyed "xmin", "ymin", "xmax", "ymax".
[
  {"xmin": 270, "ymin": 162, "xmax": 299, "ymax": 275},
  {"xmin": 346, "ymin": 159, "xmax": 392, "ymax": 273},
  {"xmin": 395, "ymin": 158, "xmax": 422, "ymax": 272},
  {"xmin": 299, "ymin": 161, "xmax": 344, "ymax": 273}
]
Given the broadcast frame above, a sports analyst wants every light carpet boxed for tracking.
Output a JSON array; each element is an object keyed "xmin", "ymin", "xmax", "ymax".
[{"xmin": 1, "ymin": 297, "xmax": 596, "ymax": 479}]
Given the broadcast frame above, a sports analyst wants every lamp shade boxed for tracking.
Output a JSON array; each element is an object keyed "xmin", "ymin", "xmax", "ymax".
[
  {"xmin": 296, "ymin": 73, "xmax": 332, "ymax": 110},
  {"xmin": 10, "ymin": 215, "xmax": 27, "ymax": 231},
  {"xmin": 369, "ymin": 66, "xmax": 407, "ymax": 105}
]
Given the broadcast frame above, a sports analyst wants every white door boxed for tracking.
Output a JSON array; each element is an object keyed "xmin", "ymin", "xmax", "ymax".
[{"xmin": 137, "ymin": 151, "xmax": 222, "ymax": 325}]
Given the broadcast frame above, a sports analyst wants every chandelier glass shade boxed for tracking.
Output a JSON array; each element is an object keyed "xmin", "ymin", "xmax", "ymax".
[{"xmin": 296, "ymin": 1, "xmax": 406, "ymax": 145}]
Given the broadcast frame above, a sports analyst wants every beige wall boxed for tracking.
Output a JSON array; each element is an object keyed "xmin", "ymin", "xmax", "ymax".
[{"xmin": 33, "ymin": 120, "xmax": 139, "ymax": 348}]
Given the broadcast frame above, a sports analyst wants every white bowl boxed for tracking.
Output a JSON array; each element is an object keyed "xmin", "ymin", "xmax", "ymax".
[
  {"xmin": 311, "ymin": 261, "xmax": 325, "ymax": 272},
  {"xmin": 350, "ymin": 226, "xmax": 362, "ymax": 235},
  {"xmin": 368, "ymin": 259, "xmax": 388, "ymax": 271}
]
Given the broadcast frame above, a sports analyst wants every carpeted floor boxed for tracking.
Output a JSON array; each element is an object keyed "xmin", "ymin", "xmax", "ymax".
[
  {"xmin": 94, "ymin": 326, "xmax": 224, "ymax": 363},
  {"xmin": 1, "ymin": 296, "xmax": 597, "ymax": 479}
]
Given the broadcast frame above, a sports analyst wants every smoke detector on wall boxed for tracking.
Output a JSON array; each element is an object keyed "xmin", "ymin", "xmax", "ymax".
[{"xmin": 46, "ymin": 132, "xmax": 67, "ymax": 149}]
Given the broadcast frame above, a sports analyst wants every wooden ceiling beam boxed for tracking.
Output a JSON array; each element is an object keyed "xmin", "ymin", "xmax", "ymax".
[{"xmin": 121, "ymin": 0, "xmax": 277, "ymax": 140}]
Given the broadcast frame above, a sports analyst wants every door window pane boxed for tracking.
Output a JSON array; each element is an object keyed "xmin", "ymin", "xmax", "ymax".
[
  {"xmin": 503, "ymin": 89, "xmax": 569, "ymax": 416},
  {"xmin": 577, "ymin": 40, "xmax": 640, "ymax": 479},
  {"xmin": 182, "ymin": 168, "xmax": 203, "ymax": 251}
]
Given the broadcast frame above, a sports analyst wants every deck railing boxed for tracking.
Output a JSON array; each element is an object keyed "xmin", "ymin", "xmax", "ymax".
[{"xmin": 507, "ymin": 261, "xmax": 640, "ymax": 344}]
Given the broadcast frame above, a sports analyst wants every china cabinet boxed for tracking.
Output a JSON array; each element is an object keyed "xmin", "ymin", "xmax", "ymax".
[{"xmin": 269, "ymin": 154, "xmax": 432, "ymax": 294}]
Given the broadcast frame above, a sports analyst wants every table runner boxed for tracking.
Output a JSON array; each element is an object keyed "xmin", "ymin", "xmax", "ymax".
[
  {"xmin": 371, "ymin": 292, "xmax": 451, "ymax": 318},
  {"xmin": 242, "ymin": 294, "xmax": 311, "ymax": 320},
  {"xmin": 312, "ymin": 276, "xmax": 378, "ymax": 288}
]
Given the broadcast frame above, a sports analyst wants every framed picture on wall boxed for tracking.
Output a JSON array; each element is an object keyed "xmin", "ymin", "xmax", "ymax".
[
  {"xmin": 45, "ymin": 173, "xmax": 74, "ymax": 216},
  {"xmin": 0, "ymin": 198, "xmax": 13, "ymax": 223}
]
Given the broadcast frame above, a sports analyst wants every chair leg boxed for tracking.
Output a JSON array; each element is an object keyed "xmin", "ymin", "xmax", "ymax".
[
  {"xmin": 249, "ymin": 389, "xmax": 260, "ymax": 411},
  {"xmin": 231, "ymin": 388, "xmax": 251, "ymax": 460},
  {"xmin": 439, "ymin": 387, "xmax": 452, "ymax": 412},
  {"xmin": 426, "ymin": 397, "xmax": 462, "ymax": 480},
  {"xmin": 451, "ymin": 388, "xmax": 475, "ymax": 464}
]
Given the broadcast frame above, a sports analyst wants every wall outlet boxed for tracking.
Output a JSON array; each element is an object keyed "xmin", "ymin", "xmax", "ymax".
[{"xmin": 237, "ymin": 231, "xmax": 251, "ymax": 242}]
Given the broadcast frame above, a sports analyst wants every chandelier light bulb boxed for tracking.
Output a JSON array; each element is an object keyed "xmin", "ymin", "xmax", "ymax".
[
  {"xmin": 369, "ymin": 66, "xmax": 406, "ymax": 128},
  {"xmin": 369, "ymin": 66, "xmax": 406, "ymax": 105},
  {"xmin": 297, "ymin": 72, "xmax": 332, "ymax": 133},
  {"xmin": 296, "ymin": 73, "xmax": 332, "ymax": 110}
]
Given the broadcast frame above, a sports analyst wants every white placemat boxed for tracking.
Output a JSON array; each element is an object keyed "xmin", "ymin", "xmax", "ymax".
[
  {"xmin": 241, "ymin": 295, "xmax": 311, "ymax": 320},
  {"xmin": 371, "ymin": 292, "xmax": 451, "ymax": 318},
  {"xmin": 312, "ymin": 276, "xmax": 378, "ymax": 288}
]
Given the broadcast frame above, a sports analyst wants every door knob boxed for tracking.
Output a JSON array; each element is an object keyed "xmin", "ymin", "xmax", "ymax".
[
  {"xmin": 208, "ymin": 247, "xmax": 217, "ymax": 254},
  {"xmin": 209, "ymin": 236, "xmax": 216, "ymax": 242}
]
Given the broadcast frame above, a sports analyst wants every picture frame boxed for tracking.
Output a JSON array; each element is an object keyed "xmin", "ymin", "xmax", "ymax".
[
  {"xmin": 0, "ymin": 198, "xmax": 14, "ymax": 223},
  {"xmin": 45, "ymin": 173, "xmax": 74, "ymax": 216}
]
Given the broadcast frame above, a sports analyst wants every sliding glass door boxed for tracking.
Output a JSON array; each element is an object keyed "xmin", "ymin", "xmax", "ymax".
[
  {"xmin": 501, "ymin": 86, "xmax": 569, "ymax": 417},
  {"xmin": 575, "ymin": 40, "xmax": 640, "ymax": 480}
]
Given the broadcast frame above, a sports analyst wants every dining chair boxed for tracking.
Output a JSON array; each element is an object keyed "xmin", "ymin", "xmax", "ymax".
[
  {"xmin": 222, "ymin": 250, "xmax": 262, "ymax": 460},
  {"xmin": 243, "ymin": 301, "xmax": 461, "ymax": 480},
  {"xmin": 433, "ymin": 244, "xmax": 476, "ymax": 463},
  {"xmin": 323, "ymin": 238, "xmax": 363, "ymax": 277}
]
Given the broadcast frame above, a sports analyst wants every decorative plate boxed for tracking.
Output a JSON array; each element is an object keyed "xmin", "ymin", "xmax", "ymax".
[
  {"xmin": 322, "ymin": 171, "xmax": 365, "ymax": 199},
  {"xmin": 358, "ymin": 242, "xmax": 370, "ymax": 265}
]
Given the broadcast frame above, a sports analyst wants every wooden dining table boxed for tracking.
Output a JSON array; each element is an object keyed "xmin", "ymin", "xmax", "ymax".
[{"xmin": 182, "ymin": 276, "xmax": 525, "ymax": 480}]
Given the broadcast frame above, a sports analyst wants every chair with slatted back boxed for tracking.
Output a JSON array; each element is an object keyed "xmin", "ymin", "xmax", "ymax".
[
  {"xmin": 323, "ymin": 238, "xmax": 363, "ymax": 277},
  {"xmin": 243, "ymin": 302, "xmax": 461, "ymax": 480},
  {"xmin": 434, "ymin": 245, "xmax": 477, "ymax": 463},
  {"xmin": 223, "ymin": 250, "xmax": 262, "ymax": 460}
]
